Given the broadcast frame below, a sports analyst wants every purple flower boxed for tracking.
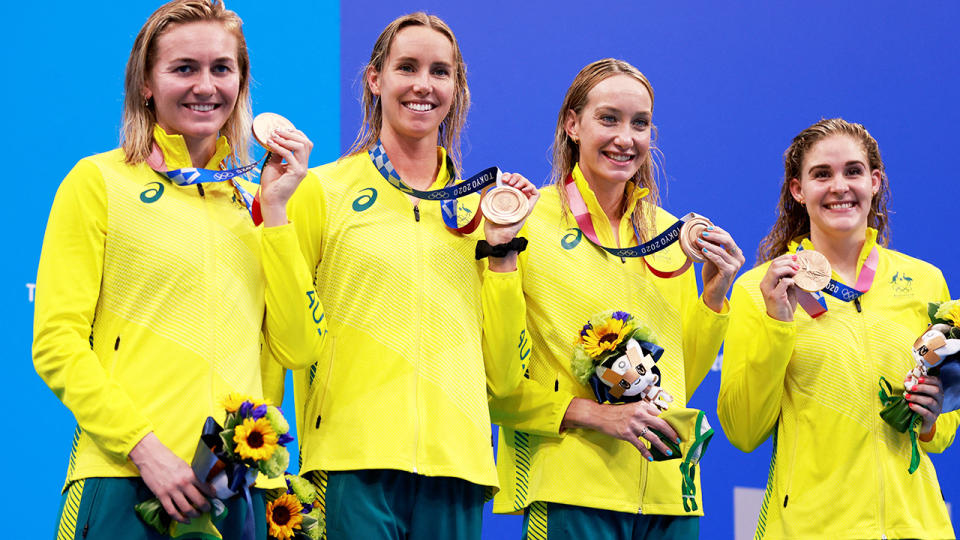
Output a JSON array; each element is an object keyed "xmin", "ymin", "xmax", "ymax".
[
  {"xmin": 252, "ymin": 404, "xmax": 268, "ymax": 419},
  {"xmin": 580, "ymin": 322, "xmax": 592, "ymax": 338},
  {"xmin": 239, "ymin": 401, "xmax": 254, "ymax": 417},
  {"xmin": 301, "ymin": 502, "xmax": 313, "ymax": 514},
  {"xmin": 611, "ymin": 311, "xmax": 631, "ymax": 322},
  {"xmin": 278, "ymin": 432, "xmax": 295, "ymax": 446}
]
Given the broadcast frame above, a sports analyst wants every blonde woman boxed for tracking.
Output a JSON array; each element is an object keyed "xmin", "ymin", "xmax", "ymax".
[
  {"xmin": 286, "ymin": 12, "xmax": 537, "ymax": 540},
  {"xmin": 490, "ymin": 59, "xmax": 743, "ymax": 539},
  {"xmin": 33, "ymin": 1, "xmax": 323, "ymax": 537}
]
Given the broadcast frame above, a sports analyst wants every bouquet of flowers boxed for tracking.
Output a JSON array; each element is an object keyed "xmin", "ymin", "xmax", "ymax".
[
  {"xmin": 265, "ymin": 474, "xmax": 326, "ymax": 540},
  {"xmin": 571, "ymin": 310, "xmax": 679, "ymax": 459},
  {"xmin": 135, "ymin": 393, "xmax": 294, "ymax": 539},
  {"xmin": 879, "ymin": 300, "xmax": 960, "ymax": 473}
]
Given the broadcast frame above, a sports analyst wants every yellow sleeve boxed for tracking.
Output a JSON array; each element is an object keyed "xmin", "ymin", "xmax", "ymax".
[
  {"xmin": 32, "ymin": 159, "xmax": 154, "ymax": 460},
  {"xmin": 717, "ymin": 279, "xmax": 796, "ymax": 452},
  {"xmin": 481, "ymin": 267, "xmax": 527, "ymax": 398},
  {"xmin": 489, "ymin": 376, "xmax": 575, "ymax": 437},
  {"xmin": 921, "ymin": 274, "xmax": 956, "ymax": 453},
  {"xmin": 260, "ymin": 220, "xmax": 327, "ymax": 370},
  {"xmin": 681, "ymin": 267, "xmax": 730, "ymax": 400},
  {"xmin": 280, "ymin": 170, "xmax": 329, "ymax": 429},
  {"xmin": 486, "ymin": 244, "xmax": 572, "ymax": 436},
  {"xmin": 921, "ymin": 411, "xmax": 959, "ymax": 454}
]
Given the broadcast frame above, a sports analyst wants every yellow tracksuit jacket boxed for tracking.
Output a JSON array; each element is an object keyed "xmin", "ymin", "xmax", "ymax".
[
  {"xmin": 33, "ymin": 126, "xmax": 325, "ymax": 488},
  {"xmin": 284, "ymin": 149, "xmax": 527, "ymax": 490},
  {"xmin": 718, "ymin": 229, "xmax": 957, "ymax": 539},
  {"xmin": 490, "ymin": 165, "xmax": 729, "ymax": 516}
]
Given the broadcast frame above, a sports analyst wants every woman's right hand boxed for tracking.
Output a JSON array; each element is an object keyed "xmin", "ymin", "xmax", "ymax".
[
  {"xmin": 129, "ymin": 432, "xmax": 213, "ymax": 524},
  {"xmin": 561, "ymin": 398, "xmax": 679, "ymax": 462},
  {"xmin": 760, "ymin": 253, "xmax": 800, "ymax": 322}
]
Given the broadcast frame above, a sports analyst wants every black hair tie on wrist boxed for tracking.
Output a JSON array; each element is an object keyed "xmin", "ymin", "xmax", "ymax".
[{"xmin": 476, "ymin": 237, "xmax": 528, "ymax": 259}]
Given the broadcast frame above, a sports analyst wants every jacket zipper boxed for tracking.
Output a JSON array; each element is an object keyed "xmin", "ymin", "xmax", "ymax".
[
  {"xmin": 413, "ymin": 201, "xmax": 423, "ymax": 473},
  {"xmin": 622, "ymin": 252, "xmax": 646, "ymax": 513},
  {"xmin": 200, "ymin": 182, "xmax": 215, "ymax": 413},
  {"xmin": 858, "ymin": 297, "xmax": 886, "ymax": 535}
]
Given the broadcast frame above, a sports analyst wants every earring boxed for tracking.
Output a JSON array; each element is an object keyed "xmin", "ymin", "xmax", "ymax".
[
  {"xmin": 144, "ymin": 97, "xmax": 152, "ymax": 108},
  {"xmin": 571, "ymin": 136, "xmax": 579, "ymax": 145}
]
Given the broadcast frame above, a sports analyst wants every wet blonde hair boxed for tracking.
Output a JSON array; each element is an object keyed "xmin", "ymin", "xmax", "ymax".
[
  {"xmin": 551, "ymin": 58, "xmax": 662, "ymax": 241},
  {"xmin": 347, "ymin": 12, "xmax": 470, "ymax": 176},
  {"xmin": 122, "ymin": 0, "xmax": 252, "ymax": 168},
  {"xmin": 757, "ymin": 118, "xmax": 891, "ymax": 263}
]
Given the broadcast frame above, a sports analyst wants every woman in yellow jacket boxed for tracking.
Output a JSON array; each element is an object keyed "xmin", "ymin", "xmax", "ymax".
[
  {"xmin": 284, "ymin": 12, "xmax": 536, "ymax": 540},
  {"xmin": 718, "ymin": 118, "xmax": 957, "ymax": 538},
  {"xmin": 489, "ymin": 59, "xmax": 744, "ymax": 539},
  {"xmin": 33, "ymin": 1, "xmax": 324, "ymax": 538}
]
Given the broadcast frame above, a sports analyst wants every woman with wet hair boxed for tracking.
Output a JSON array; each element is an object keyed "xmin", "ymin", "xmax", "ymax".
[
  {"xmin": 286, "ymin": 12, "xmax": 537, "ymax": 540},
  {"xmin": 719, "ymin": 118, "xmax": 957, "ymax": 538},
  {"xmin": 490, "ymin": 58, "xmax": 743, "ymax": 539}
]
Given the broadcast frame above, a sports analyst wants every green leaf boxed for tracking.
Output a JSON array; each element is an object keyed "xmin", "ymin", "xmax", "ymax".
[
  {"xmin": 219, "ymin": 428, "xmax": 236, "ymax": 456},
  {"xmin": 134, "ymin": 498, "xmax": 172, "ymax": 535}
]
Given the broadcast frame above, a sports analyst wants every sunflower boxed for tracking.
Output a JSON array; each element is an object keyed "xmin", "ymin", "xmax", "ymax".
[
  {"xmin": 581, "ymin": 317, "xmax": 630, "ymax": 358},
  {"xmin": 935, "ymin": 300, "xmax": 960, "ymax": 325},
  {"xmin": 267, "ymin": 493, "xmax": 304, "ymax": 539},
  {"xmin": 234, "ymin": 417, "xmax": 279, "ymax": 461},
  {"xmin": 220, "ymin": 392, "xmax": 249, "ymax": 413}
]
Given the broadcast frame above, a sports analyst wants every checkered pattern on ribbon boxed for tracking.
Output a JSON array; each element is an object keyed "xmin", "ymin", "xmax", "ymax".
[
  {"xmin": 368, "ymin": 140, "xmax": 499, "ymax": 231},
  {"xmin": 153, "ymin": 159, "xmax": 263, "ymax": 223}
]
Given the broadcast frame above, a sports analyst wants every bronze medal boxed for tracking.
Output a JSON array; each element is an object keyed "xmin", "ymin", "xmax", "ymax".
[
  {"xmin": 794, "ymin": 250, "xmax": 832, "ymax": 292},
  {"xmin": 481, "ymin": 186, "xmax": 528, "ymax": 225},
  {"xmin": 678, "ymin": 215, "xmax": 713, "ymax": 262},
  {"xmin": 252, "ymin": 112, "xmax": 296, "ymax": 149}
]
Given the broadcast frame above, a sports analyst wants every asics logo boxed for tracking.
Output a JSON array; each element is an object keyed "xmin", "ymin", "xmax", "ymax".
[{"xmin": 352, "ymin": 188, "xmax": 377, "ymax": 212}]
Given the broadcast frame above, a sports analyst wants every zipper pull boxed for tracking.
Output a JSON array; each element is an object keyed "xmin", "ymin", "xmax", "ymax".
[
  {"xmin": 197, "ymin": 184, "xmax": 205, "ymax": 197},
  {"xmin": 620, "ymin": 256, "xmax": 626, "ymax": 264},
  {"xmin": 854, "ymin": 297, "xmax": 862, "ymax": 313},
  {"xmin": 413, "ymin": 205, "xmax": 420, "ymax": 222}
]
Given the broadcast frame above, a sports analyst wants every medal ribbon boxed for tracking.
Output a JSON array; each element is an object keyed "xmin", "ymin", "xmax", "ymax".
[
  {"xmin": 795, "ymin": 245, "xmax": 879, "ymax": 318},
  {"xmin": 562, "ymin": 173, "xmax": 695, "ymax": 278},
  {"xmin": 147, "ymin": 144, "xmax": 264, "ymax": 225},
  {"xmin": 369, "ymin": 140, "xmax": 499, "ymax": 233}
]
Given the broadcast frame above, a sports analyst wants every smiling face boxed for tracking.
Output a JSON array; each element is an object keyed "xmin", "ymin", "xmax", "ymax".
[
  {"xmin": 790, "ymin": 134, "xmax": 882, "ymax": 244},
  {"xmin": 367, "ymin": 25, "xmax": 455, "ymax": 144},
  {"xmin": 564, "ymin": 74, "xmax": 652, "ymax": 191},
  {"xmin": 143, "ymin": 21, "xmax": 240, "ymax": 155}
]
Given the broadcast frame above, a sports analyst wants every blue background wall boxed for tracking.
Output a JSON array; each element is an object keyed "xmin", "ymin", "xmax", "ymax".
[{"xmin": 9, "ymin": 1, "xmax": 960, "ymax": 538}]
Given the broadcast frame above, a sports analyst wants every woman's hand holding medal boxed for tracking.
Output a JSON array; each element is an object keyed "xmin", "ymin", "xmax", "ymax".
[
  {"xmin": 695, "ymin": 224, "xmax": 745, "ymax": 313},
  {"xmin": 254, "ymin": 113, "xmax": 314, "ymax": 227},
  {"xmin": 483, "ymin": 172, "xmax": 540, "ymax": 272},
  {"xmin": 760, "ymin": 254, "xmax": 802, "ymax": 322}
]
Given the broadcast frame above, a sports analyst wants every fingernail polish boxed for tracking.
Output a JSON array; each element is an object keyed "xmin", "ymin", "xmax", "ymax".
[
  {"xmin": 647, "ymin": 456, "xmax": 654, "ymax": 462},
  {"xmin": 666, "ymin": 449, "xmax": 673, "ymax": 456},
  {"xmin": 707, "ymin": 226, "xmax": 715, "ymax": 230},
  {"xmin": 697, "ymin": 238, "xmax": 704, "ymax": 244},
  {"xmin": 676, "ymin": 437, "xmax": 682, "ymax": 443},
  {"xmin": 702, "ymin": 248, "xmax": 708, "ymax": 254},
  {"xmin": 905, "ymin": 393, "xmax": 912, "ymax": 399},
  {"xmin": 703, "ymin": 231, "xmax": 710, "ymax": 237}
]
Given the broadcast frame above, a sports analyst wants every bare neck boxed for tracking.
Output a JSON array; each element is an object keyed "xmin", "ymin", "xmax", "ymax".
[
  {"xmin": 184, "ymin": 135, "xmax": 218, "ymax": 169},
  {"xmin": 810, "ymin": 227, "xmax": 866, "ymax": 283},
  {"xmin": 380, "ymin": 129, "xmax": 440, "ymax": 191}
]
